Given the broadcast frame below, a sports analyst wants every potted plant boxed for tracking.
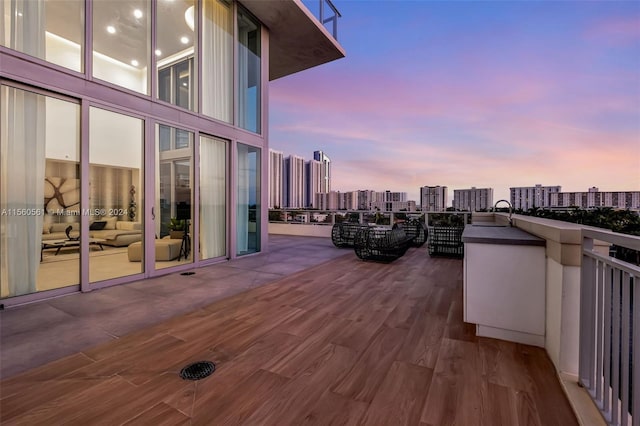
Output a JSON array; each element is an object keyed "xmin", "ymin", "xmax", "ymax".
[{"xmin": 167, "ymin": 218, "xmax": 186, "ymax": 239}]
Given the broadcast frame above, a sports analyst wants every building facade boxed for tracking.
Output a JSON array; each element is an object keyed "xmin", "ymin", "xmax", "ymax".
[
  {"xmin": 0, "ymin": 0, "xmax": 344, "ymax": 306},
  {"xmin": 510, "ymin": 184, "xmax": 562, "ymax": 210},
  {"xmin": 453, "ymin": 187, "xmax": 494, "ymax": 211},
  {"xmin": 420, "ymin": 185, "xmax": 448, "ymax": 211},
  {"xmin": 313, "ymin": 150, "xmax": 331, "ymax": 193},
  {"xmin": 315, "ymin": 191, "xmax": 340, "ymax": 210},
  {"xmin": 370, "ymin": 191, "xmax": 414, "ymax": 211},
  {"xmin": 268, "ymin": 149, "xmax": 284, "ymax": 209},
  {"xmin": 549, "ymin": 188, "xmax": 640, "ymax": 210},
  {"xmin": 284, "ymin": 155, "xmax": 306, "ymax": 209},
  {"xmin": 305, "ymin": 159, "xmax": 323, "ymax": 208}
]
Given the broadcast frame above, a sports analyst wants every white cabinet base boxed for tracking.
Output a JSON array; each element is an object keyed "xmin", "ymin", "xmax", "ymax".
[
  {"xmin": 476, "ymin": 324, "xmax": 545, "ymax": 347},
  {"xmin": 464, "ymin": 241, "xmax": 546, "ymax": 348}
]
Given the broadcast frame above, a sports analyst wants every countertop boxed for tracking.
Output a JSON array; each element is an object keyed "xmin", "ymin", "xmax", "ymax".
[{"xmin": 462, "ymin": 224, "xmax": 545, "ymax": 246}]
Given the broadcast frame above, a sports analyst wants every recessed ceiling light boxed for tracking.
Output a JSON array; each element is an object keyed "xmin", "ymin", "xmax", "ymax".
[
  {"xmin": 16, "ymin": 12, "xmax": 23, "ymax": 17},
  {"xmin": 131, "ymin": 60, "xmax": 139, "ymax": 66},
  {"xmin": 180, "ymin": 36, "xmax": 189, "ymax": 44},
  {"xmin": 133, "ymin": 9, "xmax": 143, "ymax": 19},
  {"xmin": 107, "ymin": 26, "xmax": 116, "ymax": 34},
  {"xmin": 182, "ymin": 82, "xmax": 188, "ymax": 87},
  {"xmin": 155, "ymin": 49, "xmax": 162, "ymax": 56}
]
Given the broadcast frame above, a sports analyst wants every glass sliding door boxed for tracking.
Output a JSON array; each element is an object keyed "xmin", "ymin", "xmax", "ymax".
[
  {"xmin": 156, "ymin": 124, "xmax": 193, "ymax": 270},
  {"xmin": 199, "ymin": 135, "xmax": 227, "ymax": 260},
  {"xmin": 237, "ymin": 9, "xmax": 261, "ymax": 133},
  {"xmin": 237, "ymin": 143, "xmax": 260, "ymax": 255},
  {"xmin": 89, "ymin": 107, "xmax": 144, "ymax": 282},
  {"xmin": 1, "ymin": 85, "xmax": 80, "ymax": 298}
]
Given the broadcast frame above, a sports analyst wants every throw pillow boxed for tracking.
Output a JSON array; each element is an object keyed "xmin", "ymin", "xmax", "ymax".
[
  {"xmin": 103, "ymin": 216, "xmax": 117, "ymax": 230},
  {"xmin": 89, "ymin": 221, "xmax": 107, "ymax": 230}
]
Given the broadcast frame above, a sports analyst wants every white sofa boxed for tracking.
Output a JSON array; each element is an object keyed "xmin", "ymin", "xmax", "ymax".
[{"xmin": 42, "ymin": 219, "xmax": 142, "ymax": 247}]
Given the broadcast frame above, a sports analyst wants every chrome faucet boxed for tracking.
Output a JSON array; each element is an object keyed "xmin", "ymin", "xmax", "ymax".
[{"xmin": 494, "ymin": 199, "xmax": 513, "ymax": 227}]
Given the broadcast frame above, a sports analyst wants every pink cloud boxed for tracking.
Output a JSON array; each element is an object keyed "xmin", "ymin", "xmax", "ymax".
[{"xmin": 585, "ymin": 16, "xmax": 640, "ymax": 44}]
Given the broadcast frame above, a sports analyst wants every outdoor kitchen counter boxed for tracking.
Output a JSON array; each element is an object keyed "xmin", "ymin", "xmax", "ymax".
[
  {"xmin": 462, "ymin": 224, "xmax": 546, "ymax": 246},
  {"xmin": 463, "ymin": 224, "xmax": 547, "ymax": 347}
]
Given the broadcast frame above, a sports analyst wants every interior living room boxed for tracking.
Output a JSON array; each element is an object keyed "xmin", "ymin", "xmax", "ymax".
[{"xmin": 1, "ymin": 0, "xmax": 345, "ymax": 306}]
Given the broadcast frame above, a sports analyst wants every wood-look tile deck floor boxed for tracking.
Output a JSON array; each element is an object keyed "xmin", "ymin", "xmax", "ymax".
[{"xmin": 0, "ymin": 247, "xmax": 578, "ymax": 425}]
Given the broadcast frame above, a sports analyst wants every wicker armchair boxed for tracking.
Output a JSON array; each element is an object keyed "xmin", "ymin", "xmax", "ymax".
[
  {"xmin": 353, "ymin": 227, "xmax": 413, "ymax": 262},
  {"xmin": 392, "ymin": 219, "xmax": 427, "ymax": 247},
  {"xmin": 331, "ymin": 222, "xmax": 369, "ymax": 248},
  {"xmin": 426, "ymin": 226, "xmax": 464, "ymax": 258}
]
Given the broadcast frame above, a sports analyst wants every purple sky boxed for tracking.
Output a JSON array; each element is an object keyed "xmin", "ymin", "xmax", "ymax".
[{"xmin": 269, "ymin": 0, "xmax": 640, "ymax": 204}]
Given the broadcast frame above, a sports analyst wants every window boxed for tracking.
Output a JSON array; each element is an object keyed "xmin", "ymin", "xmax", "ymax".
[
  {"xmin": 237, "ymin": 9, "xmax": 261, "ymax": 133},
  {"xmin": 202, "ymin": 0, "xmax": 233, "ymax": 122},
  {"xmin": 157, "ymin": 0, "xmax": 196, "ymax": 110},
  {"xmin": 237, "ymin": 143, "xmax": 260, "ymax": 254},
  {"xmin": 1, "ymin": 0, "xmax": 84, "ymax": 72},
  {"xmin": 93, "ymin": 1, "xmax": 150, "ymax": 94}
]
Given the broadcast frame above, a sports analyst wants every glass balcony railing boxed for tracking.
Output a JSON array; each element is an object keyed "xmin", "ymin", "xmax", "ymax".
[
  {"xmin": 301, "ymin": 0, "xmax": 341, "ymax": 40},
  {"xmin": 268, "ymin": 209, "xmax": 473, "ymax": 227}
]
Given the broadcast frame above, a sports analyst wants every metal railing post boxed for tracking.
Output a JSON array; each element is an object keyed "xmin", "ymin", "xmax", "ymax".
[
  {"xmin": 579, "ymin": 235, "xmax": 594, "ymax": 387},
  {"xmin": 633, "ymin": 273, "xmax": 639, "ymax": 426}
]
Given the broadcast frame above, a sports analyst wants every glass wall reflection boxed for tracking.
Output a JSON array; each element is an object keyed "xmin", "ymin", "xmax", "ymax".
[{"xmin": 237, "ymin": 9, "xmax": 261, "ymax": 133}]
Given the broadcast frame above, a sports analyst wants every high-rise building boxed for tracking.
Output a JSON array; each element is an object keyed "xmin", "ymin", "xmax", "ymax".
[
  {"xmin": 284, "ymin": 155, "xmax": 306, "ymax": 208},
  {"xmin": 305, "ymin": 159, "xmax": 323, "ymax": 208},
  {"xmin": 0, "ymin": 0, "xmax": 345, "ymax": 305},
  {"xmin": 420, "ymin": 186, "xmax": 448, "ymax": 211},
  {"xmin": 453, "ymin": 187, "xmax": 494, "ymax": 211},
  {"xmin": 510, "ymin": 185, "xmax": 561, "ymax": 210},
  {"xmin": 269, "ymin": 149, "xmax": 284, "ymax": 209},
  {"xmin": 549, "ymin": 188, "xmax": 640, "ymax": 209},
  {"xmin": 313, "ymin": 150, "xmax": 331, "ymax": 193},
  {"xmin": 316, "ymin": 191, "xmax": 340, "ymax": 210},
  {"xmin": 340, "ymin": 191, "xmax": 359, "ymax": 210},
  {"xmin": 357, "ymin": 190, "xmax": 375, "ymax": 210},
  {"xmin": 370, "ymin": 191, "xmax": 414, "ymax": 211}
]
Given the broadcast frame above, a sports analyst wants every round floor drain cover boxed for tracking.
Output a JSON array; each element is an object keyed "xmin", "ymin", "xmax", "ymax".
[
  {"xmin": 180, "ymin": 272, "xmax": 195, "ymax": 276},
  {"xmin": 180, "ymin": 361, "xmax": 216, "ymax": 380}
]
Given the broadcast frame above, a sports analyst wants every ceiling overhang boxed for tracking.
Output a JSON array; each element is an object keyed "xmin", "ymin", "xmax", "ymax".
[{"xmin": 239, "ymin": 0, "xmax": 346, "ymax": 81}]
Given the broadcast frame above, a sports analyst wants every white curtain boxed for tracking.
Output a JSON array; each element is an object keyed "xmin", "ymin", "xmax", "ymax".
[
  {"xmin": 2, "ymin": 0, "xmax": 45, "ymax": 58},
  {"xmin": 236, "ymin": 144, "xmax": 249, "ymax": 253},
  {"xmin": 199, "ymin": 136, "xmax": 226, "ymax": 259},
  {"xmin": 202, "ymin": 0, "xmax": 232, "ymax": 123},
  {"xmin": 1, "ymin": 86, "xmax": 46, "ymax": 298}
]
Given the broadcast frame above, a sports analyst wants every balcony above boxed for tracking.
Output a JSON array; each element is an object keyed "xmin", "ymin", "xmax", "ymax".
[{"xmin": 241, "ymin": 0, "xmax": 346, "ymax": 80}]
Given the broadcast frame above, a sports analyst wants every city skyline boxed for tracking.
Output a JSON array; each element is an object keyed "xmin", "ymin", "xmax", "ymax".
[{"xmin": 270, "ymin": 1, "xmax": 640, "ymax": 203}]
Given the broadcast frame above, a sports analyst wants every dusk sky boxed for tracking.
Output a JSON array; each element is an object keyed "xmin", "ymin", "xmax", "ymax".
[{"xmin": 269, "ymin": 0, "xmax": 640, "ymax": 204}]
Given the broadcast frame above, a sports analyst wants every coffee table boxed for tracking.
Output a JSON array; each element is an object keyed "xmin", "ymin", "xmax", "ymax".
[{"xmin": 41, "ymin": 238, "xmax": 106, "ymax": 261}]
